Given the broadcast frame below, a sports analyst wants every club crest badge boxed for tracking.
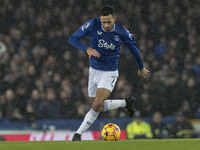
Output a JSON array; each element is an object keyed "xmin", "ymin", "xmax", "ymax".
[{"xmin": 114, "ymin": 35, "xmax": 120, "ymax": 41}]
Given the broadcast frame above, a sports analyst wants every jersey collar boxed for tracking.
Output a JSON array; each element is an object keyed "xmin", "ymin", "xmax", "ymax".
[{"xmin": 101, "ymin": 23, "xmax": 115, "ymax": 32}]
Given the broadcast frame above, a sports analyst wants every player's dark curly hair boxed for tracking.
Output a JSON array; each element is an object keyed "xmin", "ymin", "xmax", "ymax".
[{"xmin": 99, "ymin": 5, "xmax": 114, "ymax": 16}]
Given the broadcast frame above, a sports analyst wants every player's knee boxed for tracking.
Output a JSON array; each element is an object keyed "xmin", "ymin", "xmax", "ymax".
[
  {"xmin": 92, "ymin": 101, "xmax": 104, "ymax": 112},
  {"xmin": 90, "ymin": 98, "xmax": 95, "ymax": 104}
]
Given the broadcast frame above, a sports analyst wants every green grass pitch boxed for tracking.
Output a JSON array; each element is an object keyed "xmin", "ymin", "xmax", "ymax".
[{"xmin": 0, "ymin": 139, "xmax": 199, "ymax": 150}]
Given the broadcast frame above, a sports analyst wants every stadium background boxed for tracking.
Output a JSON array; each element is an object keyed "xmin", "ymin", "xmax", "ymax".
[{"xmin": 0, "ymin": 0, "xmax": 200, "ymax": 141}]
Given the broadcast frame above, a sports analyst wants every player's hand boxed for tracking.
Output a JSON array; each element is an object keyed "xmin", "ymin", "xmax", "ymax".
[
  {"xmin": 138, "ymin": 68, "xmax": 149, "ymax": 78},
  {"xmin": 86, "ymin": 47, "xmax": 101, "ymax": 59}
]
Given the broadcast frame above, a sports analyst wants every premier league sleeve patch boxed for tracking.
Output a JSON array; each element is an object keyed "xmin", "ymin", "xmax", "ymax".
[
  {"xmin": 128, "ymin": 33, "xmax": 133, "ymax": 40},
  {"xmin": 81, "ymin": 22, "xmax": 90, "ymax": 31}
]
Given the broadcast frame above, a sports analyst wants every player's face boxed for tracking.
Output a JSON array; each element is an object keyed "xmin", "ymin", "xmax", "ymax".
[{"xmin": 100, "ymin": 14, "xmax": 116, "ymax": 31}]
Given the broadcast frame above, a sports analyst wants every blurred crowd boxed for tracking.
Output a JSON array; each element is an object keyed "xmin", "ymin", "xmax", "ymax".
[
  {"xmin": 126, "ymin": 110, "xmax": 197, "ymax": 139},
  {"xmin": 0, "ymin": 0, "xmax": 200, "ymax": 123}
]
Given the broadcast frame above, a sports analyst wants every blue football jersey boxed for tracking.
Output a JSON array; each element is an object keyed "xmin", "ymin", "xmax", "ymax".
[{"xmin": 68, "ymin": 17, "xmax": 144, "ymax": 71}]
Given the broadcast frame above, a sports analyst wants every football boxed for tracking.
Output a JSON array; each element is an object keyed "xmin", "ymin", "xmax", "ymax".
[{"xmin": 101, "ymin": 123, "xmax": 121, "ymax": 141}]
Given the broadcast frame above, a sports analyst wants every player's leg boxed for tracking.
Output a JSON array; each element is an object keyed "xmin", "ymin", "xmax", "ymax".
[
  {"xmin": 92, "ymin": 88, "xmax": 111, "ymax": 112},
  {"xmin": 97, "ymin": 72, "xmax": 135, "ymax": 116},
  {"xmin": 72, "ymin": 68, "xmax": 99, "ymax": 141},
  {"xmin": 89, "ymin": 97, "xmax": 95, "ymax": 104},
  {"xmin": 103, "ymin": 97, "xmax": 136, "ymax": 117},
  {"xmin": 91, "ymin": 85, "xmax": 136, "ymax": 117},
  {"xmin": 72, "ymin": 96, "xmax": 135, "ymax": 141},
  {"xmin": 86, "ymin": 88, "xmax": 134, "ymax": 113},
  {"xmin": 72, "ymin": 73, "xmax": 114, "ymax": 141},
  {"xmin": 72, "ymin": 68, "xmax": 135, "ymax": 141},
  {"xmin": 89, "ymin": 90, "xmax": 134, "ymax": 114},
  {"xmin": 73, "ymin": 88, "xmax": 110, "ymax": 141},
  {"xmin": 89, "ymin": 70, "xmax": 136, "ymax": 116},
  {"xmin": 72, "ymin": 106, "xmax": 99, "ymax": 141}
]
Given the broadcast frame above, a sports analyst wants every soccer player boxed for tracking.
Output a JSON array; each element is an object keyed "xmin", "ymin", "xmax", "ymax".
[{"xmin": 68, "ymin": 5, "xmax": 149, "ymax": 141}]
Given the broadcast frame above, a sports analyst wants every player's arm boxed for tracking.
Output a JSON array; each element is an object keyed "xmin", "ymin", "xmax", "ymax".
[
  {"xmin": 68, "ymin": 20, "xmax": 93, "ymax": 52},
  {"xmin": 123, "ymin": 30, "xmax": 149, "ymax": 78},
  {"xmin": 68, "ymin": 20, "xmax": 100, "ymax": 58}
]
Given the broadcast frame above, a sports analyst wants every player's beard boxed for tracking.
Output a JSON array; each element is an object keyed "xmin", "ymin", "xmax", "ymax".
[{"xmin": 105, "ymin": 24, "xmax": 114, "ymax": 31}]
